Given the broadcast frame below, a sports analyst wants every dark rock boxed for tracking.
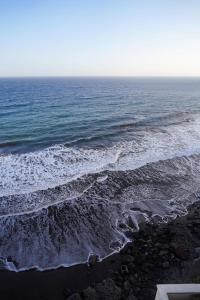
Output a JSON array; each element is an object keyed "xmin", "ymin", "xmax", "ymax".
[
  {"xmin": 128, "ymin": 262, "xmax": 136, "ymax": 271},
  {"xmin": 88, "ymin": 254, "xmax": 99, "ymax": 267},
  {"xmin": 123, "ymin": 280, "xmax": 131, "ymax": 291},
  {"xmin": 114, "ymin": 273, "xmax": 123, "ymax": 285},
  {"xmin": 155, "ymin": 242, "xmax": 162, "ymax": 248},
  {"xmin": 193, "ymin": 219, "xmax": 200, "ymax": 225},
  {"xmin": 67, "ymin": 293, "xmax": 82, "ymax": 300},
  {"xmin": 127, "ymin": 247, "xmax": 134, "ymax": 255},
  {"xmin": 129, "ymin": 275, "xmax": 135, "ymax": 284},
  {"xmin": 162, "ymin": 261, "xmax": 170, "ymax": 268},
  {"xmin": 159, "ymin": 250, "xmax": 168, "ymax": 257},
  {"xmin": 127, "ymin": 295, "xmax": 137, "ymax": 300},
  {"xmin": 82, "ymin": 286, "xmax": 96, "ymax": 300},
  {"xmin": 135, "ymin": 287, "xmax": 141, "ymax": 294},
  {"xmin": 116, "ymin": 276, "xmax": 123, "ymax": 285},
  {"xmin": 122, "ymin": 254, "xmax": 135, "ymax": 264},
  {"xmin": 144, "ymin": 288, "xmax": 156, "ymax": 299},
  {"xmin": 62, "ymin": 203, "xmax": 200, "ymax": 300},
  {"xmin": 63, "ymin": 288, "xmax": 72, "ymax": 298},
  {"xmin": 7, "ymin": 256, "xmax": 12, "ymax": 262},
  {"xmin": 121, "ymin": 264, "xmax": 129, "ymax": 275},
  {"xmin": 6, "ymin": 256, "xmax": 18, "ymax": 267},
  {"xmin": 161, "ymin": 244, "xmax": 170, "ymax": 250},
  {"xmin": 172, "ymin": 245, "xmax": 189, "ymax": 260},
  {"xmin": 145, "ymin": 262, "xmax": 154, "ymax": 269},
  {"xmin": 95, "ymin": 278, "xmax": 121, "ymax": 300},
  {"xmin": 127, "ymin": 290, "xmax": 138, "ymax": 300},
  {"xmin": 194, "ymin": 247, "xmax": 200, "ymax": 258}
]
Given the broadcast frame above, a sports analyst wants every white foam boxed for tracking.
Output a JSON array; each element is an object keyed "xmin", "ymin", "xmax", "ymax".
[
  {"xmin": 1, "ymin": 114, "xmax": 200, "ymax": 197},
  {"xmin": 1, "ymin": 152, "xmax": 200, "ymax": 271},
  {"xmin": 0, "ymin": 146, "xmax": 118, "ymax": 197}
]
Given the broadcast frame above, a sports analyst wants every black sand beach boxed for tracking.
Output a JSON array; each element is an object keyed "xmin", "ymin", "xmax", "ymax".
[
  {"xmin": 1, "ymin": 2, "xmax": 200, "ymax": 299},
  {"xmin": 1, "ymin": 201, "xmax": 200, "ymax": 300}
]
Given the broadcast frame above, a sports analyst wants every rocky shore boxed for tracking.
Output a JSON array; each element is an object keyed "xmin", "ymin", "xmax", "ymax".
[
  {"xmin": 1, "ymin": 202, "xmax": 200, "ymax": 300},
  {"xmin": 67, "ymin": 201, "xmax": 200, "ymax": 300}
]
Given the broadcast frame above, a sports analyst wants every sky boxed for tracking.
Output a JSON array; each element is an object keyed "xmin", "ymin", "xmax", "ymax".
[{"xmin": 0, "ymin": 0, "xmax": 200, "ymax": 77}]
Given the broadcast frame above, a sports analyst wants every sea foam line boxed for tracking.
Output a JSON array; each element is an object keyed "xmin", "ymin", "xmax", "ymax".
[{"xmin": 1, "ymin": 114, "xmax": 200, "ymax": 197}]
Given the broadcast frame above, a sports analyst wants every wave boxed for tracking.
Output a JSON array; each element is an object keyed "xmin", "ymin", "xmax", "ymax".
[
  {"xmin": 111, "ymin": 111, "xmax": 192, "ymax": 130},
  {"xmin": 0, "ymin": 140, "xmax": 30, "ymax": 149},
  {"xmin": 1, "ymin": 113, "xmax": 200, "ymax": 270},
  {"xmin": 1, "ymin": 113, "xmax": 200, "ymax": 197},
  {"xmin": 0, "ymin": 154, "xmax": 200, "ymax": 271}
]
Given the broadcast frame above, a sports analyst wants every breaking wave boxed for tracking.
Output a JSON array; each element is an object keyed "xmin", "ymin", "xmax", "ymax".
[
  {"xmin": 1, "ymin": 113, "xmax": 200, "ymax": 197},
  {"xmin": 1, "ymin": 154, "xmax": 200, "ymax": 271},
  {"xmin": 1, "ymin": 113, "xmax": 200, "ymax": 271}
]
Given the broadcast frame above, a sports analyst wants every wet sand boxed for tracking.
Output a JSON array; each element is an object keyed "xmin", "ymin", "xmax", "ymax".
[{"xmin": 1, "ymin": 202, "xmax": 200, "ymax": 300}]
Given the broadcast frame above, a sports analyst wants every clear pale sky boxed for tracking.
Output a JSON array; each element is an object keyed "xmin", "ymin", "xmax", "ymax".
[{"xmin": 1, "ymin": 0, "xmax": 200, "ymax": 77}]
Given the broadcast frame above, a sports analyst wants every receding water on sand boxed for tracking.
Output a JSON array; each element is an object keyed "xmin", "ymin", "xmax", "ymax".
[{"xmin": 1, "ymin": 152, "xmax": 200, "ymax": 271}]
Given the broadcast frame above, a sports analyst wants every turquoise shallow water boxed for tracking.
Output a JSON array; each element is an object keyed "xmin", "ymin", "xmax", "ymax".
[{"xmin": 1, "ymin": 77, "xmax": 200, "ymax": 154}]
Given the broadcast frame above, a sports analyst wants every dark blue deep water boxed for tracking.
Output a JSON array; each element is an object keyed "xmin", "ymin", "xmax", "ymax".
[
  {"xmin": 1, "ymin": 77, "xmax": 200, "ymax": 271},
  {"xmin": 1, "ymin": 77, "xmax": 200, "ymax": 154}
]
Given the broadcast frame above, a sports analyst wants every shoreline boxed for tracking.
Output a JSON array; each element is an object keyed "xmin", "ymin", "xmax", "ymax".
[{"xmin": 1, "ymin": 202, "xmax": 200, "ymax": 300}]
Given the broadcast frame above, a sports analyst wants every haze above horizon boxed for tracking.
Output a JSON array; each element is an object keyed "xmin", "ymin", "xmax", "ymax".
[{"xmin": 1, "ymin": 0, "xmax": 200, "ymax": 77}]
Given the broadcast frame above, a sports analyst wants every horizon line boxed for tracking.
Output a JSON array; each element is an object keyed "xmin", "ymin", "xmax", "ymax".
[{"xmin": 1, "ymin": 75, "xmax": 200, "ymax": 79}]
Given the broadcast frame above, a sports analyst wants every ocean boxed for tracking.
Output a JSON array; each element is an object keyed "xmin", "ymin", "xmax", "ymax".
[{"xmin": 1, "ymin": 77, "xmax": 200, "ymax": 271}]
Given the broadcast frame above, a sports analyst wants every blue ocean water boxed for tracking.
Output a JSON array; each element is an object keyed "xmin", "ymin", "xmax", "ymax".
[
  {"xmin": 1, "ymin": 77, "xmax": 200, "ymax": 154},
  {"xmin": 1, "ymin": 77, "xmax": 200, "ymax": 271}
]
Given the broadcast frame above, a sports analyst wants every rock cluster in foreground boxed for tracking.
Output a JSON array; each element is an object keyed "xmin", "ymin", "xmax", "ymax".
[{"xmin": 66, "ymin": 202, "xmax": 200, "ymax": 300}]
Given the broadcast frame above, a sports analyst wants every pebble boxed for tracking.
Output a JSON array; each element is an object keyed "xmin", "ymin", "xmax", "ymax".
[
  {"xmin": 159, "ymin": 250, "xmax": 168, "ymax": 256},
  {"xmin": 162, "ymin": 261, "xmax": 170, "ymax": 268},
  {"xmin": 63, "ymin": 288, "xmax": 72, "ymax": 298},
  {"xmin": 88, "ymin": 254, "xmax": 99, "ymax": 267},
  {"xmin": 123, "ymin": 280, "xmax": 131, "ymax": 291},
  {"xmin": 67, "ymin": 293, "xmax": 82, "ymax": 300},
  {"xmin": 121, "ymin": 264, "xmax": 129, "ymax": 275},
  {"xmin": 128, "ymin": 262, "xmax": 136, "ymax": 271},
  {"xmin": 195, "ymin": 247, "xmax": 200, "ymax": 258},
  {"xmin": 82, "ymin": 286, "xmax": 96, "ymax": 300},
  {"xmin": 122, "ymin": 255, "xmax": 135, "ymax": 264},
  {"xmin": 127, "ymin": 290, "xmax": 138, "ymax": 300},
  {"xmin": 95, "ymin": 278, "xmax": 121, "ymax": 300}
]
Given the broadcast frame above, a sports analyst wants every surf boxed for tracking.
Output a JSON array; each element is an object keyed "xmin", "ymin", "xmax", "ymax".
[
  {"xmin": 0, "ymin": 153, "xmax": 200, "ymax": 271},
  {"xmin": 1, "ymin": 113, "xmax": 200, "ymax": 197}
]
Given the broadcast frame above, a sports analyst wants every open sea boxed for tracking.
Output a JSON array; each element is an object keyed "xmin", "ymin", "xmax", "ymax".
[{"xmin": 1, "ymin": 77, "xmax": 200, "ymax": 271}]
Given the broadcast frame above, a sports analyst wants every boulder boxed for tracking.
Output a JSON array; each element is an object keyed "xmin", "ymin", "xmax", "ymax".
[
  {"xmin": 82, "ymin": 286, "xmax": 96, "ymax": 300},
  {"xmin": 121, "ymin": 264, "xmax": 129, "ymax": 275},
  {"xmin": 95, "ymin": 278, "xmax": 121, "ymax": 300},
  {"xmin": 88, "ymin": 254, "xmax": 99, "ymax": 267},
  {"xmin": 67, "ymin": 293, "xmax": 82, "ymax": 300},
  {"xmin": 162, "ymin": 261, "xmax": 170, "ymax": 268}
]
